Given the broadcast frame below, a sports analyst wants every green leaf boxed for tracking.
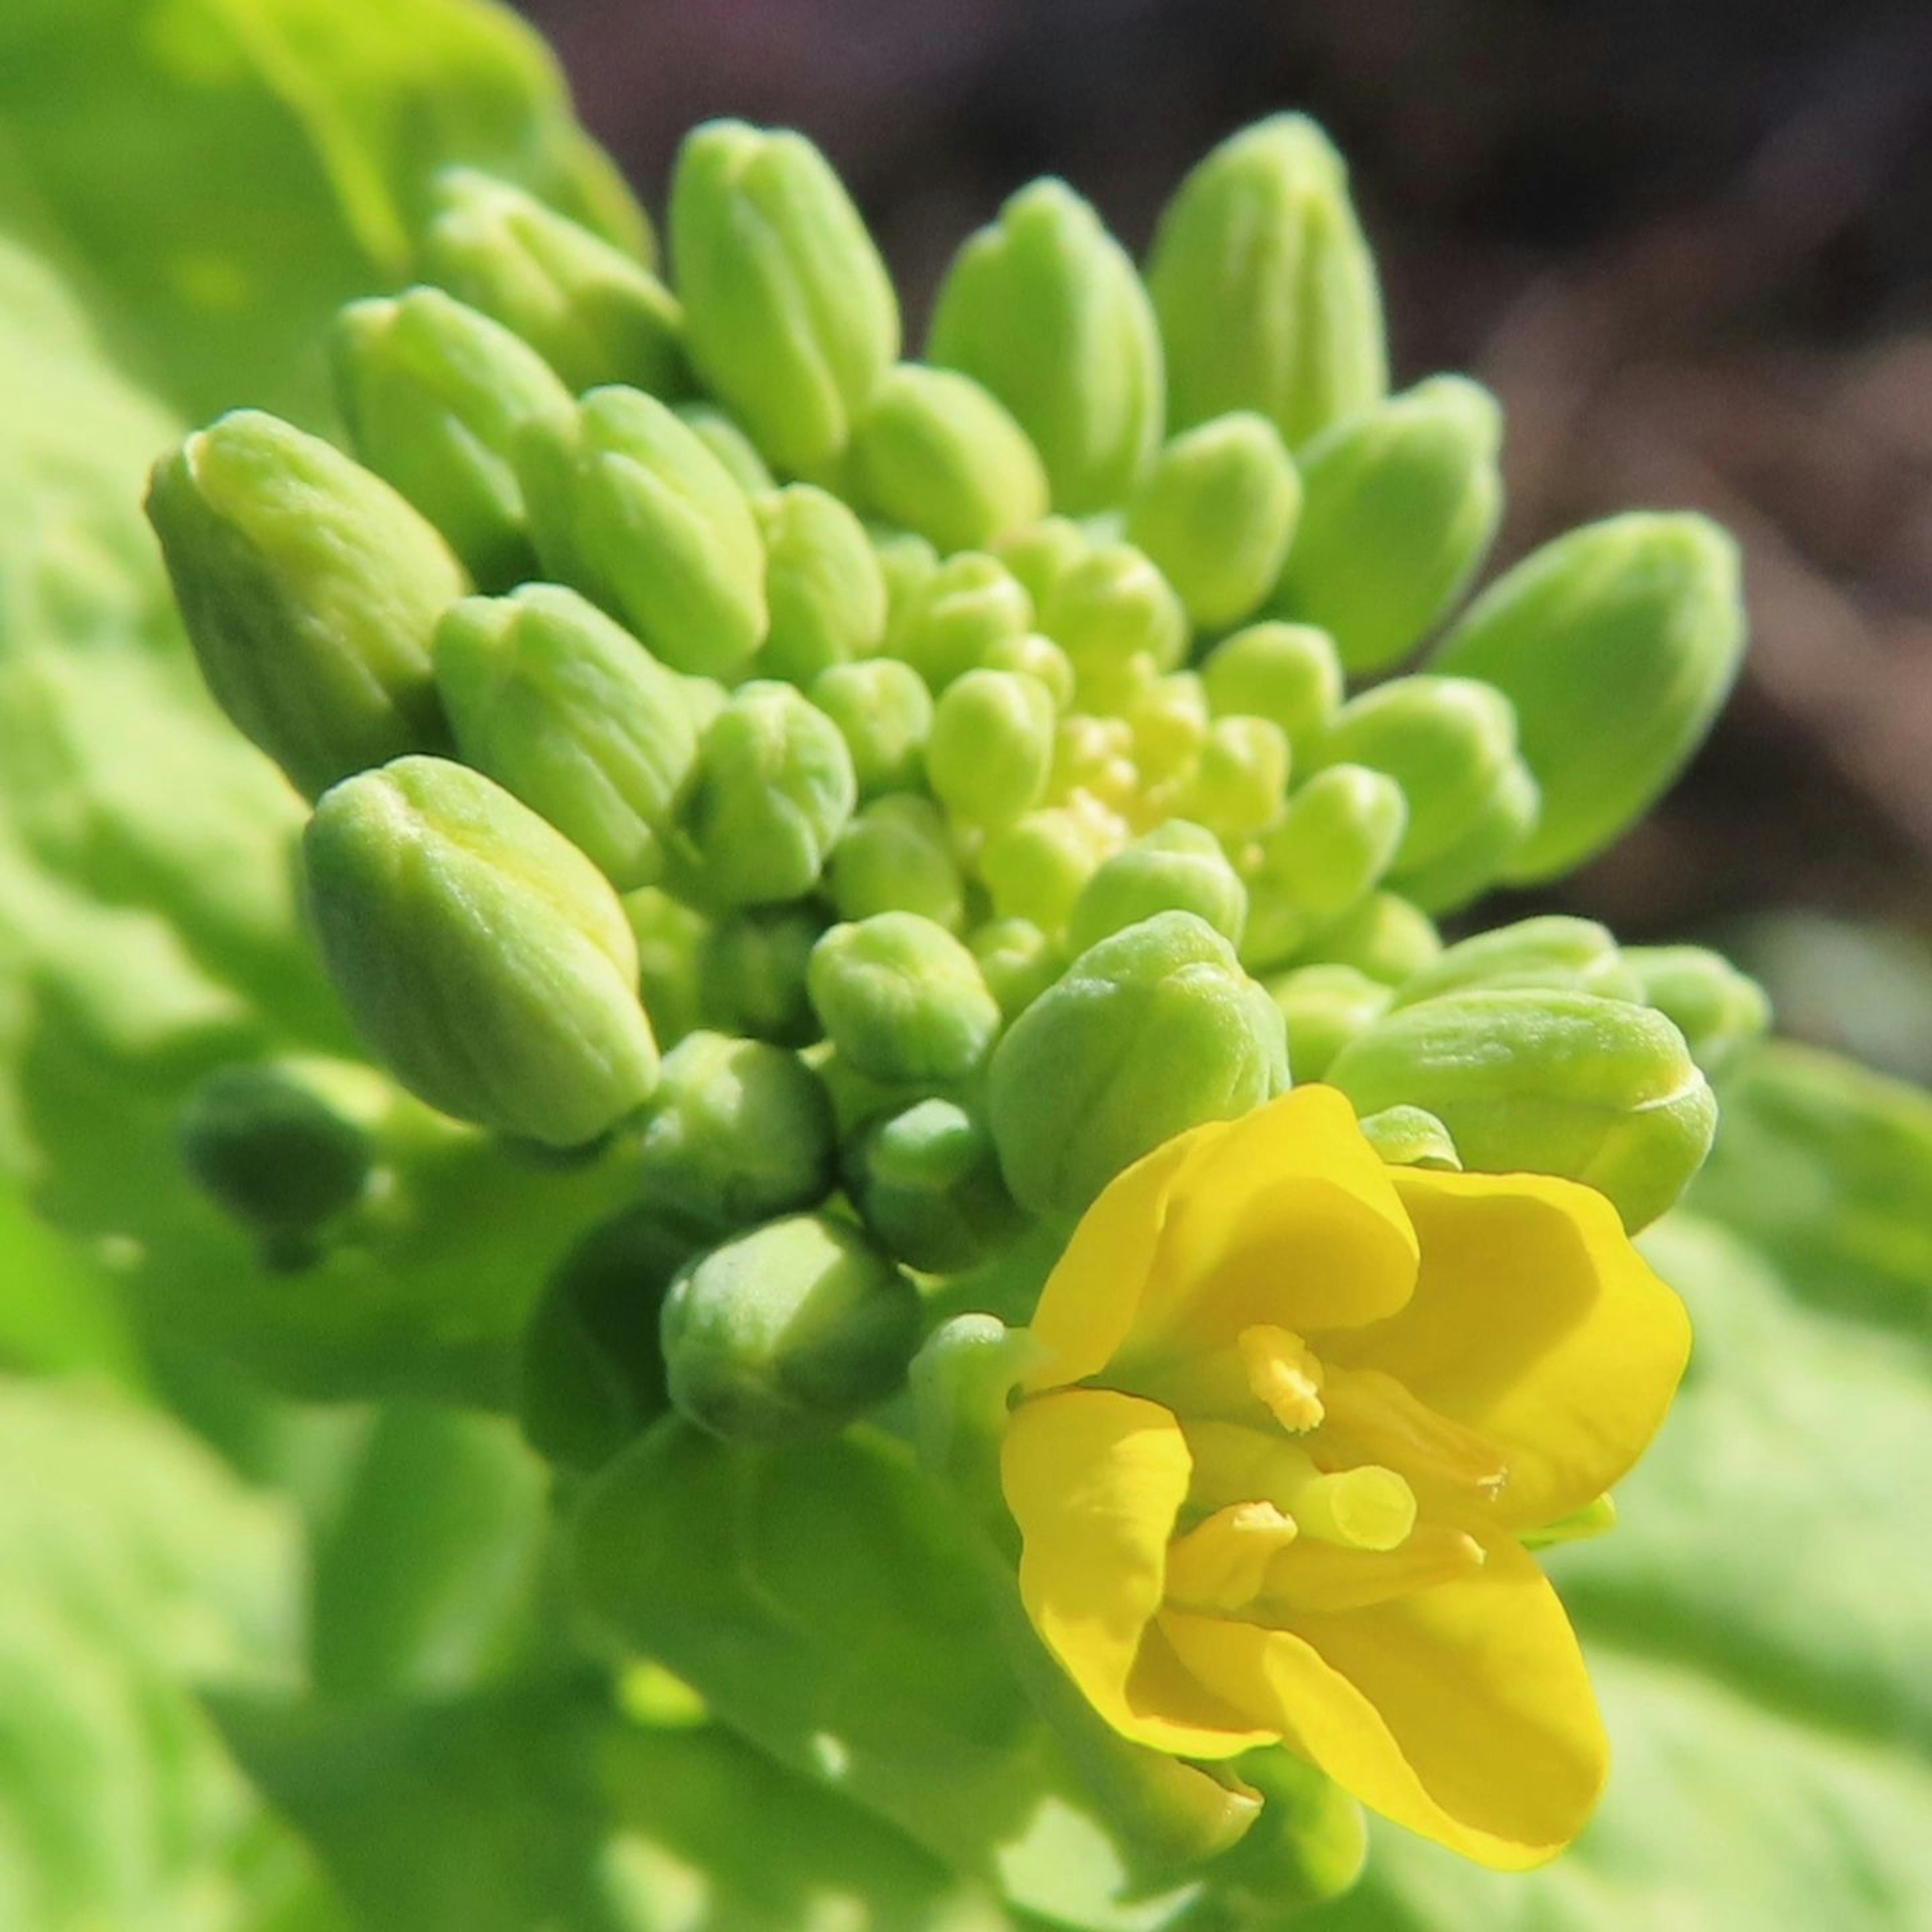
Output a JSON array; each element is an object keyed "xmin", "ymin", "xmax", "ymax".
[{"xmin": 1305, "ymin": 1043, "xmax": 1932, "ymax": 1927}]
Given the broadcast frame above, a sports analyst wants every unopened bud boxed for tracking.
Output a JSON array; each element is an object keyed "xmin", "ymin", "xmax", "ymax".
[
  {"xmin": 1148, "ymin": 114, "xmax": 1386, "ymax": 448},
  {"xmin": 757, "ymin": 484, "xmax": 888, "ymax": 683},
  {"xmin": 828, "ymin": 795, "xmax": 967, "ymax": 929},
  {"xmin": 1036, "ymin": 542, "xmax": 1188, "ymax": 704},
  {"xmin": 1355, "ymin": 1104, "xmax": 1460, "ymax": 1171},
  {"xmin": 670, "ymin": 121, "xmax": 900, "ymax": 475},
  {"xmin": 968, "ymin": 918, "xmax": 1061, "ymax": 1019},
  {"xmin": 979, "ymin": 805, "xmax": 1114, "ymax": 931},
  {"xmin": 699, "ymin": 905, "xmax": 825, "ymax": 1046},
  {"xmin": 1431, "ymin": 512, "xmax": 1746, "ymax": 881},
  {"xmin": 1297, "ymin": 892, "xmax": 1442, "ymax": 986},
  {"xmin": 1390, "ymin": 915, "xmax": 1637, "ymax": 1010},
  {"xmin": 1264, "ymin": 964, "xmax": 1390, "ymax": 1081},
  {"xmin": 1069, "ymin": 822, "xmax": 1247, "ymax": 954},
  {"xmin": 982, "ymin": 631, "xmax": 1077, "ymax": 710},
  {"xmin": 927, "ymin": 669, "xmax": 1057, "ymax": 829},
  {"xmin": 1622, "ymin": 945, "xmax": 1770, "ymax": 1079},
  {"xmin": 1180, "ymin": 715, "xmax": 1292, "ymax": 839},
  {"xmin": 810, "ymin": 658, "xmax": 933, "ymax": 796},
  {"xmin": 886, "ymin": 551, "xmax": 1034, "ymax": 691},
  {"xmin": 808, "ymin": 913, "xmax": 1003, "ymax": 1084},
  {"xmin": 303, "ymin": 756, "xmax": 658, "ymax": 1146},
  {"xmin": 1201, "ymin": 622, "xmax": 1343, "ymax": 762},
  {"xmin": 1244, "ymin": 764, "xmax": 1407, "ymax": 969},
  {"xmin": 845, "ymin": 1096, "xmax": 1022, "ymax": 1274},
  {"xmin": 1270, "ymin": 376, "xmax": 1502, "ymax": 672},
  {"xmin": 145, "ymin": 411, "xmax": 463, "ymax": 799},
  {"xmin": 673, "ymin": 403, "xmax": 775, "ymax": 492},
  {"xmin": 927, "ymin": 178, "xmax": 1163, "ymax": 513}
]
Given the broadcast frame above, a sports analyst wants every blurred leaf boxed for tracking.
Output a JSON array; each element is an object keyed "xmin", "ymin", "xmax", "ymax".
[
  {"xmin": 0, "ymin": 1176, "xmax": 142, "ymax": 1381},
  {"xmin": 0, "ymin": 0, "xmax": 646, "ymax": 428},
  {"xmin": 1305, "ymin": 1042, "xmax": 1932, "ymax": 1927}
]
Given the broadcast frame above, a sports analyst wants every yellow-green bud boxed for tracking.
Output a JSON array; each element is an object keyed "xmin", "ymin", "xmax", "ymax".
[
  {"xmin": 828, "ymin": 795, "xmax": 967, "ymax": 929},
  {"xmin": 1390, "ymin": 915, "xmax": 1638, "ymax": 1010},
  {"xmin": 698, "ymin": 906, "xmax": 825, "ymax": 1047},
  {"xmin": 634, "ymin": 1031, "xmax": 837, "ymax": 1232},
  {"xmin": 982, "ymin": 631, "xmax": 1076, "ymax": 710},
  {"xmin": 996, "ymin": 513, "xmax": 1091, "ymax": 606},
  {"xmin": 433, "ymin": 585, "xmax": 701, "ymax": 891},
  {"xmin": 673, "ymin": 403, "xmax": 776, "ymax": 493},
  {"xmin": 844, "ymin": 1096, "xmax": 1021, "ymax": 1275},
  {"xmin": 303, "ymin": 756, "xmax": 658, "ymax": 1146},
  {"xmin": 810, "ymin": 659, "xmax": 933, "ymax": 797},
  {"xmin": 968, "ymin": 917, "xmax": 1060, "ymax": 1020},
  {"xmin": 1244, "ymin": 764, "xmax": 1408, "ymax": 969},
  {"xmin": 422, "ymin": 169, "xmax": 684, "ymax": 395},
  {"xmin": 1036, "ymin": 541, "xmax": 1188, "ymax": 703},
  {"xmin": 885, "ymin": 550, "xmax": 1035, "ymax": 691},
  {"xmin": 1297, "ymin": 891, "xmax": 1442, "ymax": 986},
  {"xmin": 990, "ymin": 912, "xmax": 1289, "ymax": 1219},
  {"xmin": 1327, "ymin": 989, "xmax": 1717, "ymax": 1230},
  {"xmin": 807, "ymin": 913, "xmax": 1003, "ymax": 1085},
  {"xmin": 1431, "ymin": 512, "xmax": 1747, "ymax": 881},
  {"xmin": 872, "ymin": 525, "xmax": 942, "ymax": 619},
  {"xmin": 1070, "ymin": 822, "xmax": 1247, "ymax": 954},
  {"xmin": 1201, "ymin": 622, "xmax": 1343, "ymax": 763},
  {"xmin": 927, "ymin": 178, "xmax": 1163, "ymax": 514},
  {"xmin": 1126, "ymin": 412, "xmax": 1303, "ymax": 631},
  {"xmin": 1264, "ymin": 963, "xmax": 1391, "ymax": 1081},
  {"xmin": 332, "ymin": 287, "xmax": 573, "ymax": 591},
  {"xmin": 1126, "ymin": 672, "xmax": 1212, "ymax": 781},
  {"xmin": 1622, "ymin": 945, "xmax": 1770, "ymax": 1079},
  {"xmin": 979, "ymin": 806, "xmax": 1112, "ymax": 930},
  {"xmin": 1387, "ymin": 758, "xmax": 1540, "ymax": 916},
  {"xmin": 517, "ymin": 387, "xmax": 767, "ymax": 681},
  {"xmin": 625, "ymin": 888, "xmax": 709, "ymax": 1049},
  {"xmin": 1270, "ymin": 376, "xmax": 1503, "ymax": 672},
  {"xmin": 849, "ymin": 363, "xmax": 1049, "ymax": 554},
  {"xmin": 756, "ymin": 484, "xmax": 888, "ymax": 684},
  {"xmin": 660, "ymin": 1215, "xmax": 920, "ymax": 1440},
  {"xmin": 1356, "ymin": 1103, "xmax": 1460, "ymax": 1171},
  {"xmin": 1147, "ymin": 114, "xmax": 1387, "ymax": 448},
  {"xmin": 669, "ymin": 120, "xmax": 900, "ymax": 475},
  {"xmin": 674, "ymin": 682, "xmax": 856, "ymax": 906},
  {"xmin": 1180, "ymin": 715, "xmax": 1292, "ymax": 839},
  {"xmin": 927, "ymin": 669, "xmax": 1057, "ymax": 829}
]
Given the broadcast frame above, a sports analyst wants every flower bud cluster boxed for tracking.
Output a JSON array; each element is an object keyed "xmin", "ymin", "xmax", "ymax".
[{"xmin": 144, "ymin": 113, "xmax": 1757, "ymax": 1447}]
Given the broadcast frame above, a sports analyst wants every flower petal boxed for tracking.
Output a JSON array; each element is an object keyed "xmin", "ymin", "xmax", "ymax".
[
  {"xmin": 1002, "ymin": 1388, "xmax": 1273, "ymax": 1758},
  {"xmin": 1162, "ymin": 1534, "xmax": 1607, "ymax": 1868},
  {"xmin": 1132, "ymin": 1086, "xmax": 1420, "ymax": 1353},
  {"xmin": 1324, "ymin": 1167, "xmax": 1692, "ymax": 1527}
]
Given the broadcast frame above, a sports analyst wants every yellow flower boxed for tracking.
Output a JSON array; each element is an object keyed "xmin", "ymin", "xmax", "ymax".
[{"xmin": 999, "ymin": 1084, "xmax": 1689, "ymax": 1869}]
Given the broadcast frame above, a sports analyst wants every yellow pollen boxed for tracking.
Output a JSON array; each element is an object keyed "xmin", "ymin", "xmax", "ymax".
[
  {"xmin": 1238, "ymin": 1325, "xmax": 1326, "ymax": 1433},
  {"xmin": 1320, "ymin": 1366, "xmax": 1511, "ymax": 1497},
  {"xmin": 1165, "ymin": 1501, "xmax": 1300, "ymax": 1612}
]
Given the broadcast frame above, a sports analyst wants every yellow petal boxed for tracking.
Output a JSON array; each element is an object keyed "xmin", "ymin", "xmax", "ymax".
[
  {"xmin": 1002, "ymin": 1389, "xmax": 1273, "ymax": 1758},
  {"xmin": 1162, "ymin": 1534, "xmax": 1607, "ymax": 1868},
  {"xmin": 1324, "ymin": 1167, "xmax": 1692, "ymax": 1527},
  {"xmin": 1130, "ymin": 1086, "xmax": 1421, "ymax": 1356}
]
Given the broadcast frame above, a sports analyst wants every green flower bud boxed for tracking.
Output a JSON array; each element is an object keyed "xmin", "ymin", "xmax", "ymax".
[
  {"xmin": 927, "ymin": 668, "xmax": 1057, "ymax": 829},
  {"xmin": 1270, "ymin": 376, "xmax": 1503, "ymax": 672},
  {"xmin": 634, "ymin": 1031, "xmax": 837, "ymax": 1232},
  {"xmin": 625, "ymin": 888, "xmax": 709, "ymax": 1048},
  {"xmin": 1297, "ymin": 891, "xmax": 1442, "ymax": 985},
  {"xmin": 828, "ymin": 795, "xmax": 967, "ymax": 929},
  {"xmin": 1431, "ymin": 512, "xmax": 1747, "ymax": 881},
  {"xmin": 332, "ymin": 287, "xmax": 573, "ymax": 591},
  {"xmin": 1244, "ymin": 764, "xmax": 1408, "ymax": 969},
  {"xmin": 433, "ymin": 585, "xmax": 701, "ymax": 891},
  {"xmin": 988, "ymin": 911, "xmax": 1289, "ymax": 1220},
  {"xmin": 844, "ymin": 1096, "xmax": 1022, "ymax": 1275},
  {"xmin": 926, "ymin": 178, "xmax": 1163, "ymax": 514},
  {"xmin": 978, "ymin": 806, "xmax": 1113, "ymax": 930},
  {"xmin": 1264, "ymin": 963, "xmax": 1390, "ymax": 1080},
  {"xmin": 1201, "ymin": 621, "xmax": 1343, "ymax": 761},
  {"xmin": 1125, "ymin": 672, "xmax": 1212, "ymax": 782},
  {"xmin": 1126, "ymin": 412, "xmax": 1302, "ymax": 630},
  {"xmin": 1390, "ymin": 915, "xmax": 1638, "ymax": 1010},
  {"xmin": 1070, "ymin": 821, "xmax": 1246, "ymax": 954},
  {"xmin": 303, "ymin": 756, "xmax": 658, "ymax": 1146},
  {"xmin": 871, "ymin": 525, "xmax": 941, "ymax": 618},
  {"xmin": 670, "ymin": 120, "xmax": 900, "ymax": 475},
  {"xmin": 849, "ymin": 363, "xmax": 1050, "ymax": 554},
  {"xmin": 673, "ymin": 403, "xmax": 776, "ymax": 493},
  {"xmin": 1356, "ymin": 1103, "xmax": 1460, "ymax": 1171},
  {"xmin": 1385, "ymin": 757, "xmax": 1539, "ymax": 916},
  {"xmin": 145, "ymin": 410, "xmax": 463, "ymax": 799},
  {"xmin": 885, "ymin": 550, "xmax": 1035, "ymax": 691},
  {"xmin": 995, "ymin": 513, "xmax": 1090, "ymax": 606},
  {"xmin": 981, "ymin": 631, "xmax": 1077, "ymax": 710},
  {"xmin": 1313, "ymin": 675, "xmax": 1531, "ymax": 881},
  {"xmin": 807, "ymin": 913, "xmax": 1003, "ymax": 1085},
  {"xmin": 1180, "ymin": 715, "xmax": 1292, "ymax": 839},
  {"xmin": 1050, "ymin": 713, "xmax": 1142, "ymax": 816},
  {"xmin": 1036, "ymin": 541, "xmax": 1188, "ymax": 703},
  {"xmin": 698, "ymin": 905, "xmax": 825, "ymax": 1047},
  {"xmin": 810, "ymin": 658, "xmax": 933, "ymax": 797},
  {"xmin": 660, "ymin": 1214, "xmax": 921, "ymax": 1440},
  {"xmin": 422, "ymin": 169, "xmax": 685, "ymax": 395},
  {"xmin": 517, "ymin": 387, "xmax": 766, "ymax": 681},
  {"xmin": 1622, "ymin": 945, "xmax": 1770, "ymax": 1079},
  {"xmin": 1147, "ymin": 114, "xmax": 1387, "ymax": 448},
  {"xmin": 520, "ymin": 1200, "xmax": 706, "ymax": 1472},
  {"xmin": 756, "ymin": 484, "xmax": 889, "ymax": 683},
  {"xmin": 968, "ymin": 917, "xmax": 1060, "ymax": 1019},
  {"xmin": 176, "ymin": 1059, "xmax": 374, "ymax": 1235},
  {"xmin": 1326, "ymin": 989, "xmax": 1717, "ymax": 1230},
  {"xmin": 674, "ymin": 682, "xmax": 856, "ymax": 906}
]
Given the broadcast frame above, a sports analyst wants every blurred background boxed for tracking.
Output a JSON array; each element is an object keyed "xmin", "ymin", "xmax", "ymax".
[{"xmin": 519, "ymin": 0, "xmax": 1932, "ymax": 1081}]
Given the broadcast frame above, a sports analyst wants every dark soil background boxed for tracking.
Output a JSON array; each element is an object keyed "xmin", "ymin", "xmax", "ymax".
[{"xmin": 518, "ymin": 0, "xmax": 1932, "ymax": 1078}]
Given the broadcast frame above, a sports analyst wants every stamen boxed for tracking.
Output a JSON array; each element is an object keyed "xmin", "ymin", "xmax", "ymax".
[
  {"xmin": 1320, "ymin": 1366, "xmax": 1510, "ymax": 1497},
  {"xmin": 1165, "ymin": 1501, "xmax": 1300, "ymax": 1613},
  {"xmin": 1238, "ymin": 1325, "xmax": 1325, "ymax": 1433},
  {"xmin": 1181, "ymin": 1420, "xmax": 1415, "ymax": 1552},
  {"xmin": 1260, "ymin": 1525, "xmax": 1487, "ymax": 1615}
]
